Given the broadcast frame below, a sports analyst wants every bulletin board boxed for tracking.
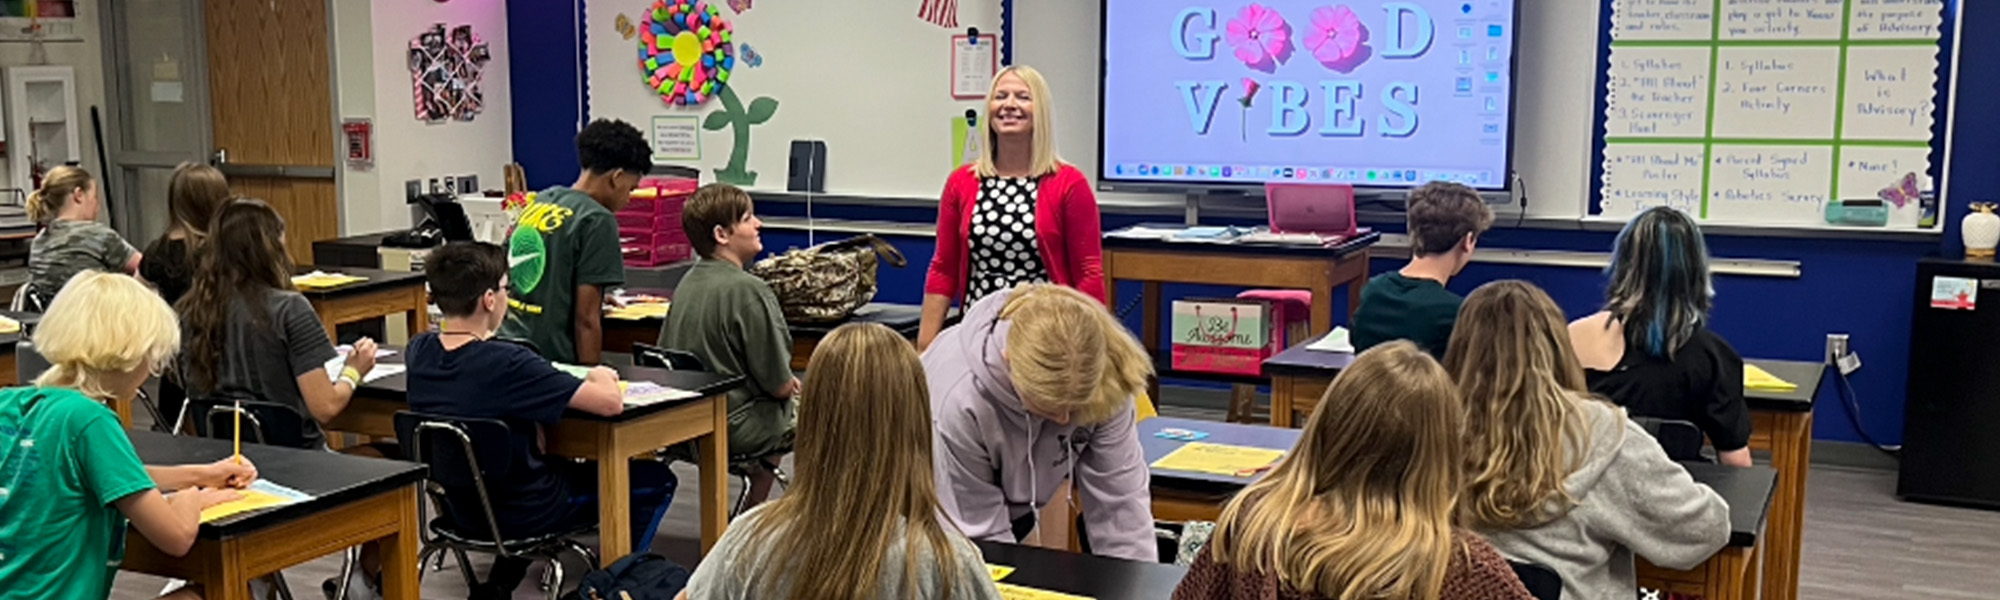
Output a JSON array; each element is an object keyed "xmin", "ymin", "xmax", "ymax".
[
  {"xmin": 1593, "ymin": 0, "xmax": 1954, "ymax": 229},
  {"xmin": 585, "ymin": 0, "xmax": 1002, "ymax": 199}
]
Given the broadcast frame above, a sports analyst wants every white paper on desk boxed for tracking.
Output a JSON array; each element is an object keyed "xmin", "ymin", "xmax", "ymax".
[
  {"xmin": 1105, "ymin": 226, "xmax": 1182, "ymax": 240},
  {"xmin": 623, "ymin": 381, "xmax": 701, "ymax": 407},
  {"xmin": 1306, "ymin": 327, "xmax": 1355, "ymax": 354},
  {"xmin": 334, "ymin": 345, "xmax": 396, "ymax": 359},
  {"xmin": 324, "ymin": 359, "xmax": 406, "ymax": 384}
]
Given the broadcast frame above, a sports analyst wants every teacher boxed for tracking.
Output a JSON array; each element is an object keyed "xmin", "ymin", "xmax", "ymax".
[{"xmin": 919, "ymin": 65, "xmax": 1106, "ymax": 351}]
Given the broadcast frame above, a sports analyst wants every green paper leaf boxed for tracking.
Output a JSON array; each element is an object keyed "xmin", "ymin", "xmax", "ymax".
[
  {"xmin": 746, "ymin": 97, "xmax": 778, "ymax": 125},
  {"xmin": 703, "ymin": 110, "xmax": 731, "ymax": 130}
]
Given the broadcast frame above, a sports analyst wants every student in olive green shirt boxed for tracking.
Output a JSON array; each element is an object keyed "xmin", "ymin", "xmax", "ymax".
[
  {"xmin": 658, "ymin": 184, "xmax": 798, "ymax": 510},
  {"xmin": 0, "ymin": 272, "xmax": 255, "ymax": 600},
  {"xmin": 499, "ymin": 119, "xmax": 655, "ymax": 365},
  {"xmin": 1351, "ymin": 182, "xmax": 1494, "ymax": 358}
]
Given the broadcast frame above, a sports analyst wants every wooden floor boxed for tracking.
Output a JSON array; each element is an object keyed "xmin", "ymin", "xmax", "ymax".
[{"xmin": 110, "ymin": 406, "xmax": 2000, "ymax": 599}]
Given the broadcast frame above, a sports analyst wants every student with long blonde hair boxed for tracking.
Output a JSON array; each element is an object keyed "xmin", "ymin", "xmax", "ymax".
[
  {"xmin": 680, "ymin": 323, "xmax": 1002, "ymax": 600},
  {"xmin": 924, "ymin": 283, "xmax": 1156, "ymax": 561},
  {"xmin": 1445, "ymin": 280, "xmax": 1729, "ymax": 600},
  {"xmin": 1175, "ymin": 341, "xmax": 1533, "ymax": 600},
  {"xmin": 919, "ymin": 65, "xmax": 1106, "ymax": 350}
]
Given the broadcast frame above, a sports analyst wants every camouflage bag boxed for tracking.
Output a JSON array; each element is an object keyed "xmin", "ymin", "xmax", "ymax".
[{"xmin": 749, "ymin": 234, "xmax": 908, "ymax": 323}]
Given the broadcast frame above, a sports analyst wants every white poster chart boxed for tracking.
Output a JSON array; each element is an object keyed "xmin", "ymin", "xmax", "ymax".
[{"xmin": 1597, "ymin": 0, "xmax": 1944, "ymax": 228}]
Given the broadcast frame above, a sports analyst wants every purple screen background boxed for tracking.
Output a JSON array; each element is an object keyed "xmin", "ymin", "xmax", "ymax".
[{"xmin": 1101, "ymin": 0, "xmax": 1519, "ymax": 189}]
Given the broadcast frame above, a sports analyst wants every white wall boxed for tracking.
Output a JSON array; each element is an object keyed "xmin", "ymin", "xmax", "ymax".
[
  {"xmin": 337, "ymin": 0, "xmax": 513, "ymax": 235},
  {"xmin": 0, "ymin": 3, "xmax": 107, "ymax": 195}
]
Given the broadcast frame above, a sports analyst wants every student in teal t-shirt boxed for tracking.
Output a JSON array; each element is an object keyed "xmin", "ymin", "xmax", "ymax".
[
  {"xmin": 0, "ymin": 271, "xmax": 256, "ymax": 599},
  {"xmin": 498, "ymin": 119, "xmax": 655, "ymax": 365},
  {"xmin": 1351, "ymin": 182, "xmax": 1494, "ymax": 358}
]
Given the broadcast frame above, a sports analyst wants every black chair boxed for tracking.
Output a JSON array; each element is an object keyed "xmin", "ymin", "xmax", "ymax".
[
  {"xmin": 1508, "ymin": 560, "xmax": 1563, "ymax": 600},
  {"xmin": 395, "ymin": 411, "xmax": 597, "ymax": 600},
  {"xmin": 189, "ymin": 398, "xmax": 313, "ymax": 450},
  {"xmin": 631, "ymin": 343, "xmax": 704, "ymax": 371},
  {"xmin": 633, "ymin": 343, "xmax": 792, "ymax": 516},
  {"xmin": 14, "ymin": 339, "xmax": 47, "ymax": 384},
  {"xmin": 1634, "ymin": 416, "xmax": 1710, "ymax": 463}
]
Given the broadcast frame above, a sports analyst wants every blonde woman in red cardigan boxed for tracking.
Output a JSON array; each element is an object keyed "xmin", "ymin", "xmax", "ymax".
[{"xmin": 919, "ymin": 65, "xmax": 1106, "ymax": 351}]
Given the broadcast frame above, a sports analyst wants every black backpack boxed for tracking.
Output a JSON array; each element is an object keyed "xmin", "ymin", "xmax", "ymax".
[{"xmin": 571, "ymin": 553, "xmax": 691, "ymax": 600}]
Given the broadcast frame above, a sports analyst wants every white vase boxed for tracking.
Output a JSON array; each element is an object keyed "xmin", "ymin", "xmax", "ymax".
[{"xmin": 1964, "ymin": 202, "xmax": 2000, "ymax": 259}]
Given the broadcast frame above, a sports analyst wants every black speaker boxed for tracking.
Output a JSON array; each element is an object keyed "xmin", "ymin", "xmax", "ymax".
[{"xmin": 788, "ymin": 140, "xmax": 826, "ymax": 193}]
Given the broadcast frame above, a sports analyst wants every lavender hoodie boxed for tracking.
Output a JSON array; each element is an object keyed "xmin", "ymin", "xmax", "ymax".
[{"xmin": 923, "ymin": 290, "xmax": 1156, "ymax": 562}]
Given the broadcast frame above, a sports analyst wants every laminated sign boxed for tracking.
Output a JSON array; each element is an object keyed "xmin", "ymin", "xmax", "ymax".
[{"xmin": 1171, "ymin": 299, "xmax": 1280, "ymax": 377}]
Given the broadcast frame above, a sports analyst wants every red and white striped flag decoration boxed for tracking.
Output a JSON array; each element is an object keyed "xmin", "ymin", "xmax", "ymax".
[{"xmin": 919, "ymin": 0, "xmax": 958, "ymax": 28}]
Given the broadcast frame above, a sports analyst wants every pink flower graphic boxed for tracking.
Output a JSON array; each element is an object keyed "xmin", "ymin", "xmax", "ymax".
[
  {"xmin": 1306, "ymin": 5, "xmax": 1371, "ymax": 72},
  {"xmin": 1238, "ymin": 78, "xmax": 1261, "ymax": 106},
  {"xmin": 1225, "ymin": 4, "xmax": 1291, "ymax": 71},
  {"xmin": 1238, "ymin": 78, "xmax": 1261, "ymax": 142}
]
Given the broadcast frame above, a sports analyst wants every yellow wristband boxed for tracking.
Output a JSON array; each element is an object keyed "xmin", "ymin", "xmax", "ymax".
[{"xmin": 341, "ymin": 366, "xmax": 362, "ymax": 385}]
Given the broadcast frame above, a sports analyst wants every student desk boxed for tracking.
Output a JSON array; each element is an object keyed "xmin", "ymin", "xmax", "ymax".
[
  {"xmin": 0, "ymin": 310, "xmax": 40, "ymax": 388},
  {"xmin": 1263, "ymin": 341, "xmax": 1819, "ymax": 600},
  {"xmin": 1138, "ymin": 416, "xmax": 1301, "ymax": 522},
  {"xmin": 604, "ymin": 300, "xmax": 927, "ymax": 371},
  {"xmin": 1634, "ymin": 463, "xmax": 1779, "ymax": 600},
  {"xmin": 121, "ymin": 430, "xmax": 428, "ymax": 600},
  {"xmin": 977, "ymin": 541, "xmax": 1189, "ymax": 599},
  {"xmin": 1101, "ymin": 231, "xmax": 1375, "ymax": 399},
  {"xmin": 295, "ymin": 266, "xmax": 430, "ymax": 342},
  {"xmin": 329, "ymin": 351, "xmax": 745, "ymax": 566}
]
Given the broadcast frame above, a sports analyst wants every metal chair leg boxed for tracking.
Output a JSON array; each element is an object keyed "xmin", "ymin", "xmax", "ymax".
[
  {"xmin": 565, "ymin": 540, "xmax": 600, "ymax": 569},
  {"xmin": 329, "ymin": 545, "xmax": 360, "ymax": 600},
  {"xmin": 270, "ymin": 572, "xmax": 296, "ymax": 600},
  {"xmin": 451, "ymin": 546, "xmax": 481, "ymax": 591},
  {"xmin": 731, "ymin": 471, "xmax": 753, "ymax": 517},
  {"xmin": 414, "ymin": 546, "xmax": 440, "ymax": 580},
  {"xmin": 545, "ymin": 557, "xmax": 567, "ymax": 600}
]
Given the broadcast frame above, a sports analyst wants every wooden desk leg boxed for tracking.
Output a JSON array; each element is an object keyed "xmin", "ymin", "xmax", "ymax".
[
  {"xmin": 380, "ymin": 486, "xmax": 422, "ymax": 600},
  {"xmin": 113, "ymin": 396, "xmax": 133, "ymax": 428},
  {"xmin": 697, "ymin": 395, "xmax": 731, "ymax": 555},
  {"xmin": 596, "ymin": 438, "xmax": 635, "ymax": 565},
  {"xmin": 1763, "ymin": 410, "xmax": 1812, "ymax": 600},
  {"xmin": 1270, "ymin": 376, "xmax": 1295, "ymax": 428},
  {"xmin": 316, "ymin": 305, "xmax": 340, "ymax": 345},
  {"xmin": 406, "ymin": 286, "xmax": 429, "ymax": 336},
  {"xmin": 1142, "ymin": 281, "xmax": 1162, "ymax": 402},
  {"xmin": 1312, "ymin": 280, "xmax": 1335, "ymax": 336},
  {"xmin": 206, "ymin": 541, "xmax": 251, "ymax": 600}
]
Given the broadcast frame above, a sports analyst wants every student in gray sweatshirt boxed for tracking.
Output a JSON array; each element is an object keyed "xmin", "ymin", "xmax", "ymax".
[
  {"xmin": 922, "ymin": 284, "xmax": 1158, "ymax": 562},
  {"xmin": 1444, "ymin": 281, "xmax": 1731, "ymax": 600}
]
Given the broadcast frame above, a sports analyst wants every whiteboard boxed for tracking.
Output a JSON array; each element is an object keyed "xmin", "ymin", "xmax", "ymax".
[
  {"xmin": 584, "ymin": 0, "xmax": 999, "ymax": 199},
  {"xmin": 1596, "ymin": 0, "xmax": 1947, "ymax": 228}
]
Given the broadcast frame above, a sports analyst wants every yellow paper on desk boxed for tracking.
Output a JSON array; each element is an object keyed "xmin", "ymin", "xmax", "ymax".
[
  {"xmin": 986, "ymin": 564, "xmax": 1014, "ymax": 581},
  {"xmin": 606, "ymin": 302, "xmax": 670, "ymax": 320},
  {"xmin": 198, "ymin": 480, "xmax": 313, "ymax": 522},
  {"xmin": 291, "ymin": 271, "xmax": 368, "ymax": 290},
  {"xmin": 996, "ymin": 583, "xmax": 1092, "ymax": 600},
  {"xmin": 1150, "ymin": 442, "xmax": 1285, "ymax": 476},
  {"xmin": 1745, "ymin": 364, "xmax": 1797, "ymax": 392},
  {"xmin": 0, "ymin": 315, "xmax": 19, "ymax": 335}
]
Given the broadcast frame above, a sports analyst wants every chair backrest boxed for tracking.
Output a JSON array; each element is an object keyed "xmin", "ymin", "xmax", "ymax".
[
  {"xmin": 394, "ymin": 411, "xmax": 519, "ymax": 549},
  {"xmin": 14, "ymin": 339, "xmax": 48, "ymax": 384},
  {"xmin": 8, "ymin": 282, "xmax": 40, "ymax": 313},
  {"xmin": 1633, "ymin": 416, "xmax": 1709, "ymax": 463},
  {"xmin": 632, "ymin": 343, "xmax": 705, "ymax": 371},
  {"xmin": 189, "ymin": 397, "xmax": 311, "ymax": 449},
  {"xmin": 1508, "ymin": 560, "xmax": 1563, "ymax": 600}
]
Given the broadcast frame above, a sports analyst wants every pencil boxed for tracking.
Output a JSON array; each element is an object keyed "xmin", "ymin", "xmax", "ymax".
[{"xmin": 233, "ymin": 400, "xmax": 242, "ymax": 465}]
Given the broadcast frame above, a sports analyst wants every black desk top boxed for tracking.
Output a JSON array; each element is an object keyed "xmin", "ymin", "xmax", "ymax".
[
  {"xmin": 1104, "ymin": 225, "xmax": 1379, "ymax": 260},
  {"xmin": 128, "ymin": 429, "xmax": 426, "ymax": 539},
  {"xmin": 1684, "ymin": 463, "xmax": 1777, "ymax": 548},
  {"xmin": 357, "ymin": 349, "xmax": 744, "ymax": 422},
  {"xmin": 294, "ymin": 265, "xmax": 428, "ymax": 298},
  {"xmin": 1141, "ymin": 417, "xmax": 1301, "ymax": 495},
  {"xmin": 1744, "ymin": 359, "xmax": 1823, "ymax": 411},
  {"xmin": 977, "ymin": 541, "xmax": 1188, "ymax": 599},
  {"xmin": 1261, "ymin": 332, "xmax": 1356, "ymax": 379}
]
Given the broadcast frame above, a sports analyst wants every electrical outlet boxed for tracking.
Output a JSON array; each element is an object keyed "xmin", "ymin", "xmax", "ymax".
[
  {"xmin": 404, "ymin": 179, "xmax": 422, "ymax": 203},
  {"xmin": 1826, "ymin": 333, "xmax": 1850, "ymax": 365}
]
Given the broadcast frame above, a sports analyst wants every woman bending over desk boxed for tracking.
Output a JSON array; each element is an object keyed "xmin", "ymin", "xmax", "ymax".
[
  {"xmin": 176, "ymin": 199, "xmax": 380, "ymax": 451},
  {"xmin": 1175, "ymin": 341, "xmax": 1535, "ymax": 600},
  {"xmin": 1448, "ymin": 280, "xmax": 1730, "ymax": 600},
  {"xmin": 920, "ymin": 65, "xmax": 1105, "ymax": 351},
  {"xmin": 0, "ymin": 272, "xmax": 256, "ymax": 599},
  {"xmin": 923, "ymin": 284, "xmax": 1155, "ymax": 562},
  {"xmin": 1568, "ymin": 206, "xmax": 1753, "ymax": 467},
  {"xmin": 681, "ymin": 323, "xmax": 1002, "ymax": 600}
]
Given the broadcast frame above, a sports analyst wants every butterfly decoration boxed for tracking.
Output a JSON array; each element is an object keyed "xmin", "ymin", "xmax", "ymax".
[
  {"xmin": 1878, "ymin": 171, "xmax": 1920, "ymax": 209},
  {"xmin": 728, "ymin": 0, "xmax": 753, "ymax": 13},
  {"xmin": 741, "ymin": 43, "xmax": 764, "ymax": 68},
  {"xmin": 615, "ymin": 14, "xmax": 635, "ymax": 39}
]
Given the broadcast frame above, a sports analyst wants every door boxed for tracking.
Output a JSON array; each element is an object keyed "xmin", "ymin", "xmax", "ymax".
[
  {"xmin": 103, "ymin": 0, "xmax": 338, "ymax": 265},
  {"xmin": 205, "ymin": 0, "xmax": 337, "ymax": 264}
]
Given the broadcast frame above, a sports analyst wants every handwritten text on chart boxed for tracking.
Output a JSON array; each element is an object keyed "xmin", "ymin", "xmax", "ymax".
[
  {"xmin": 1837, "ymin": 145, "xmax": 1931, "ymax": 201},
  {"xmin": 1712, "ymin": 48, "xmax": 1839, "ymax": 137},
  {"xmin": 1708, "ymin": 146, "xmax": 1835, "ymax": 217},
  {"xmin": 1842, "ymin": 45, "xmax": 1939, "ymax": 140},
  {"xmin": 1606, "ymin": 47, "xmax": 1712, "ymax": 137},
  {"xmin": 1601, "ymin": 144, "xmax": 1705, "ymax": 216},
  {"xmin": 1720, "ymin": 0, "xmax": 1844, "ymax": 40},
  {"xmin": 1614, "ymin": 0, "xmax": 1713, "ymax": 41},
  {"xmin": 1851, "ymin": 0, "xmax": 1945, "ymax": 39}
]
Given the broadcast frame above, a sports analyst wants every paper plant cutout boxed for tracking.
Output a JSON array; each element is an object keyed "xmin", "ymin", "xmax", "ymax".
[
  {"xmin": 638, "ymin": 0, "xmax": 736, "ymax": 107},
  {"xmin": 704, "ymin": 89, "xmax": 778, "ymax": 185},
  {"xmin": 409, "ymin": 23, "xmax": 491, "ymax": 122}
]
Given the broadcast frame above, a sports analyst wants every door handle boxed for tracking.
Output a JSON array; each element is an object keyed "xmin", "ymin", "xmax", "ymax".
[{"xmin": 210, "ymin": 148, "xmax": 228, "ymax": 167}]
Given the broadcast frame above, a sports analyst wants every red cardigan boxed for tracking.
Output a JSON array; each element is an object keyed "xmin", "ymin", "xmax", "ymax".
[{"xmin": 924, "ymin": 164, "xmax": 1107, "ymax": 304}]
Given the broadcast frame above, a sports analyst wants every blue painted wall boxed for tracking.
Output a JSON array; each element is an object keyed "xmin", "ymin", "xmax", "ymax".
[{"xmin": 507, "ymin": 1, "xmax": 1995, "ymax": 445}]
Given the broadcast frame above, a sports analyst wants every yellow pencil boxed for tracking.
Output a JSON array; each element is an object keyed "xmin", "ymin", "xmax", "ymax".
[{"xmin": 233, "ymin": 400, "xmax": 242, "ymax": 465}]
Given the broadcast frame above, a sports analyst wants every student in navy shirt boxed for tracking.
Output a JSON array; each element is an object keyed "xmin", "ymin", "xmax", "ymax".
[{"xmin": 406, "ymin": 241, "xmax": 679, "ymax": 598}]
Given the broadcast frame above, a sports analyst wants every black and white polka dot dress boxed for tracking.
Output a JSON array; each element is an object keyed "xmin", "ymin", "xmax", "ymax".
[{"xmin": 967, "ymin": 176, "xmax": 1051, "ymax": 304}]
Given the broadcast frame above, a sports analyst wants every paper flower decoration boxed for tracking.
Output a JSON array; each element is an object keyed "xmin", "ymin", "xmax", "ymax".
[
  {"xmin": 1226, "ymin": 4, "xmax": 1291, "ymax": 71},
  {"xmin": 1306, "ymin": 5, "xmax": 1371, "ymax": 72},
  {"xmin": 638, "ymin": 0, "xmax": 736, "ymax": 106},
  {"xmin": 1238, "ymin": 78, "xmax": 1260, "ymax": 142}
]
